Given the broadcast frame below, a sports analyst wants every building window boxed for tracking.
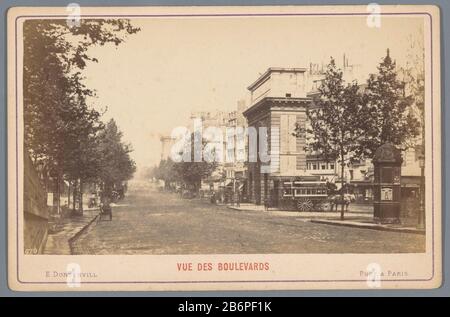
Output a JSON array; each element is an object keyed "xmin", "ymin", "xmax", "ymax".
[
  {"xmin": 321, "ymin": 164, "xmax": 326, "ymax": 170},
  {"xmin": 349, "ymin": 170, "xmax": 354, "ymax": 180},
  {"xmin": 312, "ymin": 164, "xmax": 317, "ymax": 170},
  {"xmin": 285, "ymin": 93, "xmax": 292, "ymax": 98},
  {"xmin": 330, "ymin": 163, "xmax": 335, "ymax": 170}
]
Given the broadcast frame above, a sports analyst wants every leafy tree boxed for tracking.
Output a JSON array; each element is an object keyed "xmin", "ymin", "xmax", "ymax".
[
  {"xmin": 294, "ymin": 58, "xmax": 365, "ymax": 220},
  {"xmin": 97, "ymin": 119, "xmax": 136, "ymax": 199},
  {"xmin": 65, "ymin": 130, "xmax": 104, "ymax": 212},
  {"xmin": 151, "ymin": 133, "xmax": 218, "ymax": 192},
  {"xmin": 24, "ymin": 19, "xmax": 139, "ymax": 164},
  {"xmin": 357, "ymin": 49, "xmax": 420, "ymax": 158},
  {"xmin": 174, "ymin": 160, "xmax": 217, "ymax": 193},
  {"xmin": 154, "ymin": 159, "xmax": 178, "ymax": 189},
  {"xmin": 173, "ymin": 132, "xmax": 218, "ymax": 193},
  {"xmin": 23, "ymin": 19, "xmax": 140, "ymax": 212}
]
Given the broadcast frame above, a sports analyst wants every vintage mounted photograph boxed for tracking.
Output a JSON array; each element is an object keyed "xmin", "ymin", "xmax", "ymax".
[{"xmin": 7, "ymin": 5, "xmax": 441, "ymax": 291}]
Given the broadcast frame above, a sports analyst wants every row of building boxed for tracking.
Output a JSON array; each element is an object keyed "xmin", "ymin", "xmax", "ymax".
[{"xmin": 160, "ymin": 59, "xmax": 422, "ymax": 207}]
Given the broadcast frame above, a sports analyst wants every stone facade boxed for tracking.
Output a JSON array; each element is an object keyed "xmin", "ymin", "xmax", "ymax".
[
  {"xmin": 244, "ymin": 68, "xmax": 313, "ymax": 205},
  {"xmin": 244, "ymin": 97, "xmax": 311, "ymax": 205}
]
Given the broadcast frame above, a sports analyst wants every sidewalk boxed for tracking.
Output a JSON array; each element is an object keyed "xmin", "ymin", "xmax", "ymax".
[
  {"xmin": 311, "ymin": 219, "xmax": 425, "ymax": 235},
  {"xmin": 43, "ymin": 207, "xmax": 100, "ymax": 255},
  {"xmin": 227, "ymin": 202, "xmax": 373, "ymax": 218},
  {"xmin": 227, "ymin": 203, "xmax": 424, "ymax": 234}
]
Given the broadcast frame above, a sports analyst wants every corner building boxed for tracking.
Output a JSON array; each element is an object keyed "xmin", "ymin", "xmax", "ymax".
[{"xmin": 243, "ymin": 68, "xmax": 312, "ymax": 205}]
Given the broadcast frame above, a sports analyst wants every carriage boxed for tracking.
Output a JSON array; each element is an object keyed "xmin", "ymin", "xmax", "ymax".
[{"xmin": 279, "ymin": 177, "xmax": 329, "ymax": 211}]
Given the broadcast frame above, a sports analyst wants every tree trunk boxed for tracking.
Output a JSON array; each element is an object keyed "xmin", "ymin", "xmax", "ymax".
[
  {"xmin": 67, "ymin": 182, "xmax": 71, "ymax": 209},
  {"xmin": 57, "ymin": 175, "xmax": 61, "ymax": 214},
  {"xmin": 78, "ymin": 179, "xmax": 83, "ymax": 214},
  {"xmin": 340, "ymin": 160, "xmax": 345, "ymax": 221},
  {"xmin": 72, "ymin": 179, "xmax": 77, "ymax": 212},
  {"xmin": 53, "ymin": 175, "xmax": 61, "ymax": 215}
]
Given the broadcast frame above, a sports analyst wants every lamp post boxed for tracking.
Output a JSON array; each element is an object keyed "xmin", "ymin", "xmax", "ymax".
[
  {"xmin": 233, "ymin": 177, "xmax": 236, "ymax": 206},
  {"xmin": 417, "ymin": 153, "xmax": 425, "ymax": 229}
]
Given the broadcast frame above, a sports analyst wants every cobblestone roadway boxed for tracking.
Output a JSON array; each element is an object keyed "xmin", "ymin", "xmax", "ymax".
[{"xmin": 72, "ymin": 188, "xmax": 425, "ymax": 254}]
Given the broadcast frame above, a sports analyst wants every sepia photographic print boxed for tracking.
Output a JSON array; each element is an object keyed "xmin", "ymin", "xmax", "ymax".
[{"xmin": 7, "ymin": 5, "xmax": 441, "ymax": 291}]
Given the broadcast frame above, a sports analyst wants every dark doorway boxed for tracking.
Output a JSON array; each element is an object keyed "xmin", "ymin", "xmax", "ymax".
[{"xmin": 272, "ymin": 180, "xmax": 279, "ymax": 207}]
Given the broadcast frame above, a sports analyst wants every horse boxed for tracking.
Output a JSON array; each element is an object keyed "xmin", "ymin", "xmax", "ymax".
[{"xmin": 328, "ymin": 194, "xmax": 352, "ymax": 212}]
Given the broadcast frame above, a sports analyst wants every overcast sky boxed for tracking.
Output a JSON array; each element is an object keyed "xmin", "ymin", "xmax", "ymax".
[{"xmin": 81, "ymin": 15, "xmax": 424, "ymax": 171}]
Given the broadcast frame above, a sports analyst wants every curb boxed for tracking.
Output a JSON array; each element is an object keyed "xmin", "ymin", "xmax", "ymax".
[
  {"xmin": 227, "ymin": 206, "xmax": 270, "ymax": 212},
  {"xmin": 310, "ymin": 219, "xmax": 425, "ymax": 235},
  {"xmin": 68, "ymin": 213, "xmax": 100, "ymax": 254},
  {"xmin": 227, "ymin": 205, "xmax": 374, "ymax": 215}
]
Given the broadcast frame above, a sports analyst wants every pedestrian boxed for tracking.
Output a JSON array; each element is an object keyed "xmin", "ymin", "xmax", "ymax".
[
  {"xmin": 210, "ymin": 191, "xmax": 216, "ymax": 204},
  {"xmin": 236, "ymin": 191, "xmax": 241, "ymax": 208},
  {"xmin": 264, "ymin": 197, "xmax": 269, "ymax": 211},
  {"xmin": 100, "ymin": 196, "xmax": 112, "ymax": 221}
]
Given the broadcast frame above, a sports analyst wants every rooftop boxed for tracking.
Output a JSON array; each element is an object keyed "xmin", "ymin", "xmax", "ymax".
[
  {"xmin": 242, "ymin": 96, "xmax": 311, "ymax": 119},
  {"xmin": 247, "ymin": 67, "xmax": 307, "ymax": 92}
]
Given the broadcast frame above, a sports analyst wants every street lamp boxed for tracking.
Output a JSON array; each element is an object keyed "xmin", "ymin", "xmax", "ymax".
[{"xmin": 417, "ymin": 153, "xmax": 425, "ymax": 229}]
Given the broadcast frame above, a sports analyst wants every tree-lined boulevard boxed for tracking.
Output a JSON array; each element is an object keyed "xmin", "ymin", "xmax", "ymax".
[
  {"xmin": 24, "ymin": 18, "xmax": 426, "ymax": 255},
  {"xmin": 71, "ymin": 183, "xmax": 425, "ymax": 255},
  {"xmin": 24, "ymin": 19, "xmax": 139, "ymax": 214}
]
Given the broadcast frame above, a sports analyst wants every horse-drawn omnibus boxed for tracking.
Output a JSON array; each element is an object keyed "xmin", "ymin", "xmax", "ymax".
[{"xmin": 280, "ymin": 176, "xmax": 329, "ymax": 211}]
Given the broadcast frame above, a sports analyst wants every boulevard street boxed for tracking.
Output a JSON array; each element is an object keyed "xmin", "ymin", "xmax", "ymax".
[{"xmin": 72, "ymin": 184, "xmax": 425, "ymax": 254}]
